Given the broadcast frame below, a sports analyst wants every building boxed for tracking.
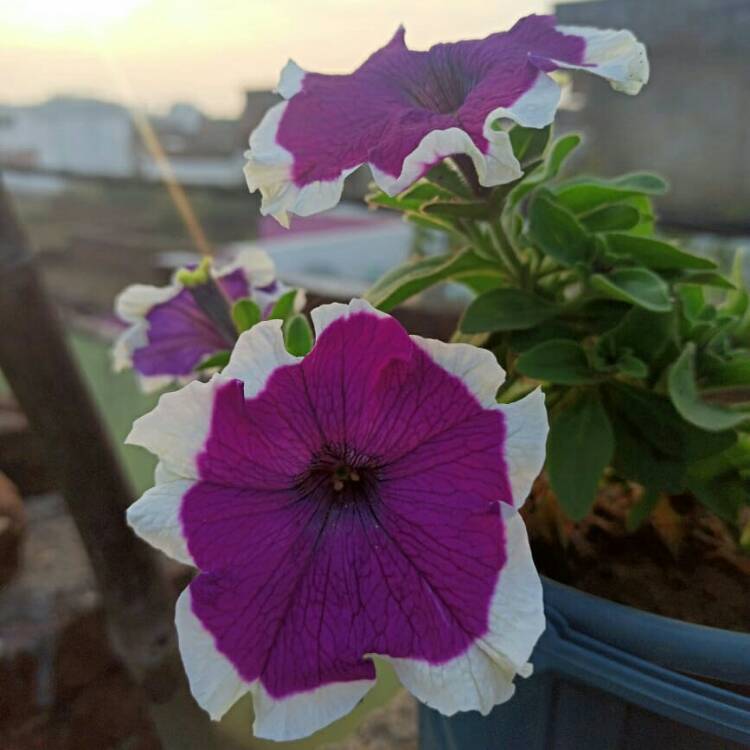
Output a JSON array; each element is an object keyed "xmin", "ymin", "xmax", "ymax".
[{"xmin": 555, "ymin": 0, "xmax": 750, "ymax": 231}]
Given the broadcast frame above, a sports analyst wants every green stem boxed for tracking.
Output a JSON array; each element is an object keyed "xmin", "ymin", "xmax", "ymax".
[{"xmin": 489, "ymin": 221, "xmax": 525, "ymax": 286}]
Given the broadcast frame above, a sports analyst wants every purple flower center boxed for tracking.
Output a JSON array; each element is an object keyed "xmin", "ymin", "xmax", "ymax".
[{"xmin": 296, "ymin": 443, "xmax": 381, "ymax": 509}]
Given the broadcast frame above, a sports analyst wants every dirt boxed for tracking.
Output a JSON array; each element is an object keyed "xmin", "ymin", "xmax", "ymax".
[{"xmin": 523, "ymin": 476, "xmax": 750, "ymax": 633}]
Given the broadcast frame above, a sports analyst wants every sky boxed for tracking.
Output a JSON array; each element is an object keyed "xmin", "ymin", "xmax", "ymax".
[{"xmin": 1, "ymin": 0, "xmax": 551, "ymax": 118}]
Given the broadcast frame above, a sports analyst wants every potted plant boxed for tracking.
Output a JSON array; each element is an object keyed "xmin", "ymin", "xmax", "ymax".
[{"xmin": 117, "ymin": 13, "xmax": 750, "ymax": 748}]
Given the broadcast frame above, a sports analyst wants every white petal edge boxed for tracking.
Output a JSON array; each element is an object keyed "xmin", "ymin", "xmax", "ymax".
[
  {"xmin": 309, "ymin": 298, "xmax": 389, "ymax": 340},
  {"xmin": 219, "ymin": 247, "xmax": 277, "ymax": 289},
  {"xmin": 556, "ymin": 26, "xmax": 649, "ymax": 95},
  {"xmin": 411, "ymin": 335, "xmax": 506, "ymax": 408},
  {"xmin": 175, "ymin": 586, "xmax": 252, "ymax": 720},
  {"xmin": 385, "ymin": 506, "xmax": 544, "ymax": 716},
  {"xmin": 276, "ymin": 59, "xmax": 306, "ymax": 99},
  {"xmin": 497, "ymin": 388, "xmax": 548, "ymax": 509},
  {"xmin": 251, "ymin": 678, "xmax": 375, "ymax": 742},
  {"xmin": 112, "ymin": 322, "xmax": 146, "ymax": 372},
  {"xmin": 243, "ymin": 101, "xmax": 358, "ymax": 227},
  {"xmin": 126, "ymin": 478, "xmax": 196, "ymax": 565},
  {"xmin": 222, "ymin": 319, "xmax": 301, "ymax": 398},
  {"xmin": 114, "ymin": 282, "xmax": 180, "ymax": 324},
  {"xmin": 485, "ymin": 70, "xmax": 562, "ymax": 129},
  {"xmin": 126, "ymin": 377, "xmax": 220, "ymax": 479},
  {"xmin": 371, "ymin": 126, "xmax": 522, "ymax": 197}
]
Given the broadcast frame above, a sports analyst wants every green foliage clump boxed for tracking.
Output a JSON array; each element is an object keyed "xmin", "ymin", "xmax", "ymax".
[{"xmin": 365, "ymin": 126, "xmax": 750, "ymax": 535}]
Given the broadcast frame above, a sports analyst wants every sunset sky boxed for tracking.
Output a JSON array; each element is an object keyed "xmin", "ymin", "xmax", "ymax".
[{"xmin": 1, "ymin": 0, "xmax": 550, "ymax": 117}]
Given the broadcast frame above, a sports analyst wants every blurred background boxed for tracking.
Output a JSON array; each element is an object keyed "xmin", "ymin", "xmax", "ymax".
[{"xmin": 1, "ymin": 0, "xmax": 748, "ymax": 748}]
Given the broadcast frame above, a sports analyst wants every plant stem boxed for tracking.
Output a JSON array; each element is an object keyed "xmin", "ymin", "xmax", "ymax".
[{"xmin": 489, "ymin": 221, "xmax": 525, "ymax": 286}]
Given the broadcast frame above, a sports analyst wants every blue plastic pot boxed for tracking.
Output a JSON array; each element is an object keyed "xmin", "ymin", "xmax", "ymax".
[{"xmin": 420, "ymin": 576, "xmax": 750, "ymax": 749}]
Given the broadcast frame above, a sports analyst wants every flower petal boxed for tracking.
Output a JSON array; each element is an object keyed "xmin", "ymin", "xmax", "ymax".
[
  {"xmin": 276, "ymin": 59, "xmax": 307, "ymax": 99},
  {"xmin": 251, "ymin": 679, "xmax": 374, "ymax": 742},
  {"xmin": 410, "ymin": 335, "xmax": 506, "ymax": 408},
  {"xmin": 555, "ymin": 26, "xmax": 649, "ymax": 95},
  {"xmin": 126, "ymin": 378, "xmax": 219, "ymax": 478},
  {"xmin": 244, "ymin": 15, "xmax": 647, "ymax": 222},
  {"xmin": 309, "ymin": 298, "xmax": 388, "ymax": 338},
  {"xmin": 175, "ymin": 586, "xmax": 252, "ymax": 720},
  {"xmin": 222, "ymin": 319, "xmax": 300, "ymax": 397},
  {"xmin": 385, "ymin": 505, "xmax": 543, "ymax": 715},
  {"xmin": 114, "ymin": 283, "xmax": 178, "ymax": 324},
  {"xmin": 126, "ymin": 478, "xmax": 195, "ymax": 565},
  {"xmin": 497, "ymin": 388, "xmax": 549, "ymax": 508}
]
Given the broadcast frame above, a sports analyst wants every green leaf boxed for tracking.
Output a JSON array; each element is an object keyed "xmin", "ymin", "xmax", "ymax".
[
  {"xmin": 545, "ymin": 134, "xmax": 582, "ymax": 177},
  {"xmin": 547, "ymin": 391, "xmax": 615, "ymax": 520},
  {"xmin": 591, "ymin": 267, "xmax": 673, "ymax": 312},
  {"xmin": 676, "ymin": 271, "xmax": 736, "ymax": 290},
  {"xmin": 461, "ymin": 288, "xmax": 559, "ymax": 333},
  {"xmin": 516, "ymin": 340, "xmax": 598, "ymax": 384},
  {"xmin": 268, "ymin": 289, "xmax": 299, "ymax": 322},
  {"xmin": 195, "ymin": 350, "xmax": 231, "ymax": 371},
  {"xmin": 606, "ymin": 408, "xmax": 686, "ymax": 493},
  {"xmin": 580, "ymin": 205, "xmax": 641, "ymax": 233},
  {"xmin": 509, "ymin": 124, "xmax": 551, "ymax": 165},
  {"xmin": 600, "ymin": 307, "xmax": 676, "ymax": 364},
  {"xmin": 509, "ymin": 321, "xmax": 578, "ymax": 353},
  {"xmin": 605, "ymin": 382, "xmax": 735, "ymax": 461},
  {"xmin": 365, "ymin": 248, "xmax": 498, "ymax": 312},
  {"xmin": 616, "ymin": 353, "xmax": 649, "ymax": 379},
  {"xmin": 528, "ymin": 190, "xmax": 592, "ymax": 266},
  {"xmin": 704, "ymin": 354, "xmax": 750, "ymax": 387},
  {"xmin": 231, "ymin": 298, "xmax": 261, "ymax": 333},
  {"xmin": 606, "ymin": 234, "xmax": 715, "ymax": 271},
  {"xmin": 612, "ymin": 172, "xmax": 669, "ymax": 194},
  {"xmin": 555, "ymin": 173, "xmax": 667, "ymax": 215},
  {"xmin": 506, "ymin": 133, "xmax": 581, "ymax": 207},
  {"xmin": 626, "ymin": 488, "xmax": 660, "ymax": 531},
  {"xmin": 283, "ymin": 314, "xmax": 314, "ymax": 356},
  {"xmin": 668, "ymin": 343, "xmax": 748, "ymax": 431}
]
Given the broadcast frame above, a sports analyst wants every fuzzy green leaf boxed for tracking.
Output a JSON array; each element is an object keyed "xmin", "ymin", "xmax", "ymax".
[
  {"xmin": 591, "ymin": 268, "xmax": 673, "ymax": 312},
  {"xmin": 548, "ymin": 391, "xmax": 615, "ymax": 520},
  {"xmin": 231, "ymin": 298, "xmax": 261, "ymax": 333},
  {"xmin": 668, "ymin": 343, "xmax": 748, "ymax": 431},
  {"xmin": 580, "ymin": 205, "xmax": 641, "ymax": 233},
  {"xmin": 461, "ymin": 288, "xmax": 559, "ymax": 333},
  {"xmin": 529, "ymin": 190, "xmax": 592, "ymax": 266},
  {"xmin": 606, "ymin": 234, "xmax": 715, "ymax": 271},
  {"xmin": 366, "ymin": 248, "xmax": 499, "ymax": 312},
  {"xmin": 284, "ymin": 314, "xmax": 314, "ymax": 356},
  {"xmin": 516, "ymin": 340, "xmax": 598, "ymax": 384}
]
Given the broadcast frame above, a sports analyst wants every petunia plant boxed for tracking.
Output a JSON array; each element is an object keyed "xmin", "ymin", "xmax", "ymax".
[
  {"xmin": 117, "ymin": 10, "xmax": 749, "ymax": 746},
  {"xmin": 243, "ymin": 12, "xmax": 749, "ymax": 537}
]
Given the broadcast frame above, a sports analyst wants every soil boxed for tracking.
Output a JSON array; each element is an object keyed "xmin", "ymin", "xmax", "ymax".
[{"xmin": 523, "ymin": 476, "xmax": 750, "ymax": 633}]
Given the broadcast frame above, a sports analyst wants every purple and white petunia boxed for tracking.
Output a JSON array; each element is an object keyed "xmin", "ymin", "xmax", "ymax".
[
  {"xmin": 126, "ymin": 298, "xmax": 549, "ymax": 740},
  {"xmin": 113, "ymin": 249, "xmax": 295, "ymax": 392},
  {"xmin": 244, "ymin": 14, "xmax": 649, "ymax": 226}
]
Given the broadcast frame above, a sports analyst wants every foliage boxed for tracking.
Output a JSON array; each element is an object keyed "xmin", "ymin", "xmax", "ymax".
[{"xmin": 366, "ymin": 126, "xmax": 750, "ymax": 535}]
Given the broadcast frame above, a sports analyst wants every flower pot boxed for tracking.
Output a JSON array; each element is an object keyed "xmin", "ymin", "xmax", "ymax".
[{"xmin": 419, "ymin": 576, "xmax": 750, "ymax": 749}]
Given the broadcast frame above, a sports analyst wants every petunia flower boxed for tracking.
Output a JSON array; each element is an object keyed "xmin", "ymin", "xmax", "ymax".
[
  {"xmin": 244, "ymin": 14, "xmax": 649, "ymax": 226},
  {"xmin": 126, "ymin": 298, "xmax": 549, "ymax": 741},
  {"xmin": 113, "ymin": 249, "xmax": 296, "ymax": 392}
]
